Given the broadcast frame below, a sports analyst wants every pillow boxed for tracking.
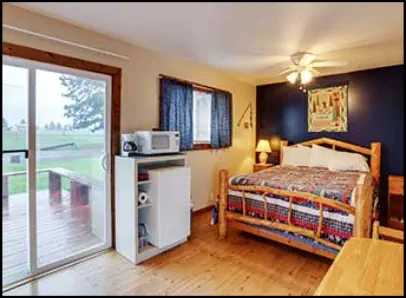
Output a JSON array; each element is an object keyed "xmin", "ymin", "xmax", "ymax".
[
  {"xmin": 296, "ymin": 145, "xmax": 313, "ymax": 167},
  {"xmin": 309, "ymin": 144, "xmax": 370, "ymax": 172},
  {"xmin": 281, "ymin": 145, "xmax": 312, "ymax": 167},
  {"xmin": 328, "ymin": 151, "xmax": 370, "ymax": 172},
  {"xmin": 281, "ymin": 146, "xmax": 298, "ymax": 166},
  {"xmin": 309, "ymin": 144, "xmax": 336, "ymax": 168}
]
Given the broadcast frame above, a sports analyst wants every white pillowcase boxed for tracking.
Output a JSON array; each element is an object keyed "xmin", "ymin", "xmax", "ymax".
[
  {"xmin": 281, "ymin": 146, "xmax": 297, "ymax": 166},
  {"xmin": 281, "ymin": 145, "xmax": 312, "ymax": 167},
  {"xmin": 309, "ymin": 144, "xmax": 370, "ymax": 172},
  {"xmin": 328, "ymin": 150, "xmax": 370, "ymax": 172},
  {"xmin": 296, "ymin": 145, "xmax": 313, "ymax": 167},
  {"xmin": 309, "ymin": 144, "xmax": 336, "ymax": 168}
]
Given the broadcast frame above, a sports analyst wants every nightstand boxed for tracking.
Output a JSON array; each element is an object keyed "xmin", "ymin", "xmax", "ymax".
[
  {"xmin": 253, "ymin": 163, "xmax": 274, "ymax": 172},
  {"xmin": 388, "ymin": 175, "xmax": 404, "ymax": 231}
]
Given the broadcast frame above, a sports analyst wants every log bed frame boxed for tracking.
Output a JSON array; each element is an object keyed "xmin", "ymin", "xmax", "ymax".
[{"xmin": 218, "ymin": 137, "xmax": 381, "ymax": 259}]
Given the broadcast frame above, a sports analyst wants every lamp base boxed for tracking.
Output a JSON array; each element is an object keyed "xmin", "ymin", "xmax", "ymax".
[{"xmin": 259, "ymin": 152, "xmax": 268, "ymax": 165}]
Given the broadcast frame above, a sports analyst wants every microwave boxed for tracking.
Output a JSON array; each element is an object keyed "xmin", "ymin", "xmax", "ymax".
[{"xmin": 134, "ymin": 131, "xmax": 180, "ymax": 155}]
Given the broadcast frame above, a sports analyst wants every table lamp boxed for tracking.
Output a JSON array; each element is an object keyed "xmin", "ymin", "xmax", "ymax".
[{"xmin": 256, "ymin": 139, "xmax": 271, "ymax": 165}]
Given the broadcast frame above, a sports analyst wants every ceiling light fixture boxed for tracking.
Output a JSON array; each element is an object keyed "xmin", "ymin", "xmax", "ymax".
[
  {"xmin": 300, "ymin": 69, "xmax": 313, "ymax": 84},
  {"xmin": 286, "ymin": 72, "xmax": 298, "ymax": 84},
  {"xmin": 286, "ymin": 68, "xmax": 313, "ymax": 92}
]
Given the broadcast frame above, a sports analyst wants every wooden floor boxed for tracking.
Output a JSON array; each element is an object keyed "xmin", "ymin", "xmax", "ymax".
[
  {"xmin": 2, "ymin": 190, "xmax": 102, "ymax": 287},
  {"xmin": 4, "ymin": 211, "xmax": 332, "ymax": 296}
]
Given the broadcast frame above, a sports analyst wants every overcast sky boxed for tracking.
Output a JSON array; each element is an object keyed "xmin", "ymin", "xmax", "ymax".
[{"xmin": 2, "ymin": 64, "xmax": 106, "ymax": 128}]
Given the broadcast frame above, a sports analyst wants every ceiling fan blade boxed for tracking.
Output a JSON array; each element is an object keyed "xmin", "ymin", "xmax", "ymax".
[
  {"xmin": 311, "ymin": 60, "xmax": 348, "ymax": 67},
  {"xmin": 310, "ymin": 67, "xmax": 321, "ymax": 75},
  {"xmin": 277, "ymin": 67, "xmax": 297, "ymax": 75},
  {"xmin": 299, "ymin": 53, "xmax": 316, "ymax": 66}
]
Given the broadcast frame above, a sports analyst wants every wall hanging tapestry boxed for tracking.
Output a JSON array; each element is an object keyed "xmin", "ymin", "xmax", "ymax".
[{"xmin": 308, "ymin": 84, "xmax": 348, "ymax": 132}]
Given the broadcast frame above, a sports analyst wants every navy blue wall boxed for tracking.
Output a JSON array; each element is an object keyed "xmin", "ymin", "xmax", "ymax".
[{"xmin": 257, "ymin": 65, "xmax": 404, "ymax": 223}]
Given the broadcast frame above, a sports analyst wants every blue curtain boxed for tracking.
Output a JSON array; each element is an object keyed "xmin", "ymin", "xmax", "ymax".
[
  {"xmin": 160, "ymin": 78, "xmax": 194, "ymax": 150},
  {"xmin": 211, "ymin": 91, "xmax": 232, "ymax": 148}
]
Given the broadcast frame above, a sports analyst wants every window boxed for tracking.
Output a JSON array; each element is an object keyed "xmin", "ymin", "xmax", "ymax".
[
  {"xmin": 192, "ymin": 90, "xmax": 212, "ymax": 145},
  {"xmin": 159, "ymin": 76, "xmax": 232, "ymax": 151}
]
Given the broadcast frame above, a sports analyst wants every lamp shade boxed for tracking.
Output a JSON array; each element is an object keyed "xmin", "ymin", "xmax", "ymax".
[{"xmin": 256, "ymin": 139, "xmax": 271, "ymax": 153}]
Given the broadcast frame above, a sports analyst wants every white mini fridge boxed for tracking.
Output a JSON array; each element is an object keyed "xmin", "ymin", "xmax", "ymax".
[{"xmin": 146, "ymin": 166, "xmax": 191, "ymax": 249}]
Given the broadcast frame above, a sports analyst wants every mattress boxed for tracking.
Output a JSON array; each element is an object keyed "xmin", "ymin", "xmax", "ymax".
[{"xmin": 227, "ymin": 165, "xmax": 377, "ymax": 251}]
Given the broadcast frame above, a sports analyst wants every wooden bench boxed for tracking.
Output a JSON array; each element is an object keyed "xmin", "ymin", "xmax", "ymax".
[
  {"xmin": 48, "ymin": 167, "xmax": 100, "ymax": 206},
  {"xmin": 3, "ymin": 170, "xmax": 49, "ymax": 208},
  {"xmin": 3, "ymin": 168, "xmax": 102, "ymax": 208}
]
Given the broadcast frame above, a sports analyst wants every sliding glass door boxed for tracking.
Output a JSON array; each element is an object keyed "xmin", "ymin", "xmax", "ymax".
[
  {"xmin": 2, "ymin": 63, "xmax": 30, "ymax": 286},
  {"xmin": 2, "ymin": 56, "xmax": 112, "ymax": 287}
]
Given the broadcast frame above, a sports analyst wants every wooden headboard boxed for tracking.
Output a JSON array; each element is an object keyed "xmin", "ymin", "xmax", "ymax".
[{"xmin": 279, "ymin": 137, "xmax": 381, "ymax": 184}]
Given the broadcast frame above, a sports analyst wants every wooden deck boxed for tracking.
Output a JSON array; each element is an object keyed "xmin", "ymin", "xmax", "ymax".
[{"xmin": 2, "ymin": 189, "xmax": 103, "ymax": 287}]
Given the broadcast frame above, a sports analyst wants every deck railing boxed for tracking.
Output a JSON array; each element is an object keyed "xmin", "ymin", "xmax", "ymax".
[{"xmin": 2, "ymin": 168, "xmax": 102, "ymax": 206}]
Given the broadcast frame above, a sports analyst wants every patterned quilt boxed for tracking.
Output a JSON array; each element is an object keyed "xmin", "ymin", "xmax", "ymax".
[{"xmin": 228, "ymin": 165, "xmax": 377, "ymax": 248}]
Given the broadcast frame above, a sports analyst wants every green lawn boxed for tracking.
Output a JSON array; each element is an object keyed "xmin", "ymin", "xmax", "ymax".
[
  {"xmin": 3, "ymin": 130, "xmax": 104, "ymax": 150},
  {"xmin": 3, "ymin": 157, "xmax": 104, "ymax": 195},
  {"xmin": 3, "ymin": 130, "xmax": 106, "ymax": 195}
]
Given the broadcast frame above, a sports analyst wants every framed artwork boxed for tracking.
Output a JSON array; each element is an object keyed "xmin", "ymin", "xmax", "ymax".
[{"xmin": 308, "ymin": 84, "xmax": 348, "ymax": 132}]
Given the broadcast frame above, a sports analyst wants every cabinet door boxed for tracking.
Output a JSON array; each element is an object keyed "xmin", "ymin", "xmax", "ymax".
[{"xmin": 156, "ymin": 167, "xmax": 191, "ymax": 248}]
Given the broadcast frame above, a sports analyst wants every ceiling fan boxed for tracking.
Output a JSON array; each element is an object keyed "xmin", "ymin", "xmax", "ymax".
[{"xmin": 279, "ymin": 52, "xmax": 347, "ymax": 91}]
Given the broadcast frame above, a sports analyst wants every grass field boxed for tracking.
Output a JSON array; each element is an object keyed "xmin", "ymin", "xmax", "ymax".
[
  {"xmin": 3, "ymin": 130, "xmax": 104, "ymax": 150},
  {"xmin": 3, "ymin": 130, "xmax": 105, "ymax": 195},
  {"xmin": 3, "ymin": 157, "xmax": 104, "ymax": 195}
]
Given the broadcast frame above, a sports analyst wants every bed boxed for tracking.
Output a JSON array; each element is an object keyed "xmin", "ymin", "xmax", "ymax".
[{"xmin": 217, "ymin": 138, "xmax": 381, "ymax": 259}]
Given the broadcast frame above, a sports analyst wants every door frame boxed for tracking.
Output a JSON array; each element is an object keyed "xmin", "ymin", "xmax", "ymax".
[{"xmin": 2, "ymin": 42, "xmax": 121, "ymax": 278}]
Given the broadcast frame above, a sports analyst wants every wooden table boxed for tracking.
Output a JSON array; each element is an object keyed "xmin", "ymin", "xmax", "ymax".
[
  {"xmin": 253, "ymin": 163, "xmax": 274, "ymax": 172},
  {"xmin": 315, "ymin": 237, "xmax": 404, "ymax": 296}
]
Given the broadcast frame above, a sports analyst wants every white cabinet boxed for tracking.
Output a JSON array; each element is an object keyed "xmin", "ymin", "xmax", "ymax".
[
  {"xmin": 147, "ymin": 167, "xmax": 191, "ymax": 248},
  {"xmin": 115, "ymin": 154, "xmax": 190, "ymax": 264}
]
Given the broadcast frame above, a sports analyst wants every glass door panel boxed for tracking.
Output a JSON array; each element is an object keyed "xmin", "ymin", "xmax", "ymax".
[
  {"xmin": 35, "ymin": 68, "xmax": 108, "ymax": 267},
  {"xmin": 2, "ymin": 56, "xmax": 111, "ymax": 288},
  {"xmin": 2, "ymin": 64, "xmax": 30, "ymax": 286}
]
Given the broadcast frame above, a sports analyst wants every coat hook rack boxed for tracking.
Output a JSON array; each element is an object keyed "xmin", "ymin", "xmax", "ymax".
[{"xmin": 237, "ymin": 102, "xmax": 253, "ymax": 129}]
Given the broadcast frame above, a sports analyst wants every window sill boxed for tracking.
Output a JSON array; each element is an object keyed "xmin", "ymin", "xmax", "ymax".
[{"xmin": 193, "ymin": 144, "xmax": 213, "ymax": 150}]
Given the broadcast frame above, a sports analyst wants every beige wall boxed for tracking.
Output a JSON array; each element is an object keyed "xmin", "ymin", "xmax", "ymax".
[{"xmin": 3, "ymin": 3, "xmax": 256, "ymax": 211}]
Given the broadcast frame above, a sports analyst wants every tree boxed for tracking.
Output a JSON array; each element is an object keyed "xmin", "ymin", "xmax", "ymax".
[
  {"xmin": 59, "ymin": 75, "xmax": 105, "ymax": 132},
  {"xmin": 2, "ymin": 116, "xmax": 8, "ymax": 131},
  {"xmin": 49, "ymin": 121, "xmax": 56, "ymax": 130},
  {"xmin": 63, "ymin": 124, "xmax": 72, "ymax": 135},
  {"xmin": 56, "ymin": 122, "xmax": 62, "ymax": 130},
  {"xmin": 17, "ymin": 118, "xmax": 27, "ymax": 132},
  {"xmin": 44, "ymin": 124, "xmax": 49, "ymax": 130}
]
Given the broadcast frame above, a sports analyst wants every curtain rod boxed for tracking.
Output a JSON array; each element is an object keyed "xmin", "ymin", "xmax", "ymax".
[
  {"xmin": 2, "ymin": 24, "xmax": 131, "ymax": 61},
  {"xmin": 158, "ymin": 74, "xmax": 231, "ymax": 94}
]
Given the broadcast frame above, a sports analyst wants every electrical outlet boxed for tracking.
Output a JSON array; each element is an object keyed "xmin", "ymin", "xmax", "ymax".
[{"xmin": 244, "ymin": 122, "xmax": 249, "ymax": 129}]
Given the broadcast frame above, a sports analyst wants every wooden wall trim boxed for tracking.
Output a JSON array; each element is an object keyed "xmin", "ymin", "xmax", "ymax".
[
  {"xmin": 2, "ymin": 42, "xmax": 122, "ymax": 248},
  {"xmin": 2, "ymin": 42, "xmax": 121, "ymax": 75}
]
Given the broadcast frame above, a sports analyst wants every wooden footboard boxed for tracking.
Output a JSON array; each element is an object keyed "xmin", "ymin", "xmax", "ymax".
[{"xmin": 217, "ymin": 169, "xmax": 374, "ymax": 256}]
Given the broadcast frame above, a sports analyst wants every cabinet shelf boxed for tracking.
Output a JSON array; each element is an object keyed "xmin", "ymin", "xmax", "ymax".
[
  {"xmin": 138, "ymin": 203, "xmax": 152, "ymax": 209},
  {"xmin": 138, "ymin": 180, "xmax": 151, "ymax": 185},
  {"xmin": 138, "ymin": 243, "xmax": 156, "ymax": 254},
  {"xmin": 137, "ymin": 243, "xmax": 159, "ymax": 263}
]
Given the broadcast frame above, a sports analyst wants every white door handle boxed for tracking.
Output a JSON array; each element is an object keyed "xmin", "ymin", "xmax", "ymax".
[{"xmin": 99, "ymin": 153, "xmax": 108, "ymax": 171}]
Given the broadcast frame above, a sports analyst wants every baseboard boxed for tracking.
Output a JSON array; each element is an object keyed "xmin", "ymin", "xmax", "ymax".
[{"xmin": 192, "ymin": 205, "xmax": 212, "ymax": 216}]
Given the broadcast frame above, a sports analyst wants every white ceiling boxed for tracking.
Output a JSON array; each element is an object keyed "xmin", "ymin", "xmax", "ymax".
[{"xmin": 12, "ymin": 2, "xmax": 404, "ymax": 85}]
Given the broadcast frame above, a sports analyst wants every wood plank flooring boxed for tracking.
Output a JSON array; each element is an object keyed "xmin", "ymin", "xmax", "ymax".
[{"xmin": 4, "ymin": 211, "xmax": 332, "ymax": 296}]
